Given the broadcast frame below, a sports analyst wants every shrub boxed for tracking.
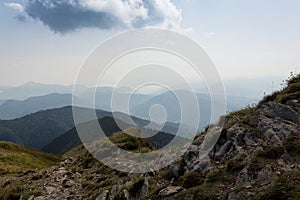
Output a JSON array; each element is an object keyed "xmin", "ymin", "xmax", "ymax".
[
  {"xmin": 226, "ymin": 158, "xmax": 245, "ymax": 173},
  {"xmin": 255, "ymin": 147, "xmax": 285, "ymax": 160},
  {"xmin": 160, "ymin": 169, "xmax": 174, "ymax": 181},
  {"xmin": 180, "ymin": 171, "xmax": 204, "ymax": 188},
  {"xmin": 206, "ymin": 170, "xmax": 229, "ymax": 183},
  {"xmin": 128, "ymin": 177, "xmax": 145, "ymax": 197},
  {"xmin": 284, "ymin": 136, "xmax": 300, "ymax": 157},
  {"xmin": 191, "ymin": 183, "xmax": 218, "ymax": 200}
]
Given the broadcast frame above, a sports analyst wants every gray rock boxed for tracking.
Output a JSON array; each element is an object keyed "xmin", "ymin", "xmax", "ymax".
[
  {"xmin": 159, "ymin": 186, "xmax": 183, "ymax": 197},
  {"xmin": 137, "ymin": 178, "xmax": 148, "ymax": 199},
  {"xmin": 95, "ymin": 190, "xmax": 109, "ymax": 200},
  {"xmin": 45, "ymin": 186, "xmax": 56, "ymax": 194},
  {"xmin": 215, "ymin": 141, "xmax": 233, "ymax": 161},
  {"xmin": 169, "ymin": 162, "xmax": 183, "ymax": 178},
  {"xmin": 183, "ymin": 145, "xmax": 199, "ymax": 163},
  {"xmin": 191, "ymin": 158, "xmax": 214, "ymax": 173},
  {"xmin": 123, "ymin": 189, "xmax": 130, "ymax": 200},
  {"xmin": 265, "ymin": 102, "xmax": 300, "ymax": 124},
  {"xmin": 228, "ymin": 192, "xmax": 239, "ymax": 200},
  {"xmin": 285, "ymin": 99, "xmax": 299, "ymax": 106}
]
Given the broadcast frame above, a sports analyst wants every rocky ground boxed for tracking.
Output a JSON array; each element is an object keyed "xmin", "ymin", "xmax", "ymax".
[{"xmin": 0, "ymin": 75, "xmax": 299, "ymax": 200}]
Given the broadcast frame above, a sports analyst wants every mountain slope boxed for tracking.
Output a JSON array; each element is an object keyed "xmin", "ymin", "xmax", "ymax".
[
  {"xmin": 0, "ymin": 106, "xmax": 112, "ymax": 149},
  {"xmin": 0, "ymin": 142, "xmax": 60, "ymax": 176},
  {"xmin": 0, "ymin": 74, "xmax": 299, "ymax": 200},
  {"xmin": 0, "ymin": 106, "xmax": 179, "ymax": 151},
  {"xmin": 43, "ymin": 116, "xmax": 175, "ymax": 155},
  {"xmin": 131, "ymin": 90, "xmax": 251, "ymax": 130},
  {"xmin": 0, "ymin": 93, "xmax": 73, "ymax": 120}
]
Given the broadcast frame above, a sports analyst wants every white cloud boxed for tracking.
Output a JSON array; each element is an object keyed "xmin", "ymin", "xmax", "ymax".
[
  {"xmin": 4, "ymin": 2, "xmax": 24, "ymax": 12},
  {"xmin": 6, "ymin": 0, "xmax": 183, "ymax": 33}
]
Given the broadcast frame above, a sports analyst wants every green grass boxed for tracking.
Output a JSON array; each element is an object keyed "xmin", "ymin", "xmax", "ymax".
[
  {"xmin": 0, "ymin": 142, "xmax": 60, "ymax": 175},
  {"xmin": 255, "ymin": 146, "xmax": 285, "ymax": 160},
  {"xmin": 109, "ymin": 129, "xmax": 155, "ymax": 152},
  {"xmin": 259, "ymin": 73, "xmax": 300, "ymax": 105},
  {"xmin": 88, "ymin": 128, "xmax": 155, "ymax": 155},
  {"xmin": 206, "ymin": 170, "xmax": 230, "ymax": 183},
  {"xmin": 190, "ymin": 183, "xmax": 219, "ymax": 200},
  {"xmin": 224, "ymin": 106, "xmax": 256, "ymax": 130}
]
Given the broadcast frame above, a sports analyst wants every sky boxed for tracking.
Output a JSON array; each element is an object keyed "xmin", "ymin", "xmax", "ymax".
[{"xmin": 0, "ymin": 0, "xmax": 300, "ymax": 87}]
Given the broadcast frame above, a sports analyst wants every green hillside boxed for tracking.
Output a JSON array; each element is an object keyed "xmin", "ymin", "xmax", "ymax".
[
  {"xmin": 0, "ymin": 142, "xmax": 60, "ymax": 175},
  {"xmin": 43, "ymin": 117, "xmax": 175, "ymax": 155},
  {"xmin": 0, "ymin": 106, "xmax": 112, "ymax": 150},
  {"xmin": 0, "ymin": 107, "xmax": 75, "ymax": 149}
]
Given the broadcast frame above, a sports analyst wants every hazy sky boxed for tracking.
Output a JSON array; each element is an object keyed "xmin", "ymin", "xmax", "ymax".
[{"xmin": 1, "ymin": 0, "xmax": 299, "ymax": 86}]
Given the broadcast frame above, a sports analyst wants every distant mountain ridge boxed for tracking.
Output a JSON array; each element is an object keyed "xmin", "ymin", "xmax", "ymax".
[
  {"xmin": 0, "ymin": 106, "xmax": 180, "ymax": 151},
  {"xmin": 0, "ymin": 82, "xmax": 255, "ymax": 124},
  {"xmin": 0, "ymin": 82, "xmax": 77, "ymax": 101},
  {"xmin": 42, "ymin": 116, "xmax": 175, "ymax": 155},
  {"xmin": 0, "ymin": 93, "xmax": 73, "ymax": 120}
]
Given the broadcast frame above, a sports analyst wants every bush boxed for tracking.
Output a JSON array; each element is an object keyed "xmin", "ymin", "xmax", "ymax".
[
  {"xmin": 128, "ymin": 177, "xmax": 145, "ymax": 197},
  {"xmin": 191, "ymin": 183, "xmax": 218, "ymax": 200},
  {"xmin": 226, "ymin": 158, "xmax": 245, "ymax": 173},
  {"xmin": 160, "ymin": 169, "xmax": 174, "ymax": 181},
  {"xmin": 255, "ymin": 147, "xmax": 285, "ymax": 160},
  {"xmin": 249, "ymin": 156, "xmax": 265, "ymax": 172},
  {"xmin": 180, "ymin": 171, "xmax": 204, "ymax": 188},
  {"xmin": 206, "ymin": 170, "xmax": 229, "ymax": 183},
  {"xmin": 284, "ymin": 136, "xmax": 300, "ymax": 157}
]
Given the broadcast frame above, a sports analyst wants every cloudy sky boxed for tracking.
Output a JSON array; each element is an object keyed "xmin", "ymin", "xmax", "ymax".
[{"xmin": 1, "ymin": 0, "xmax": 300, "ymax": 86}]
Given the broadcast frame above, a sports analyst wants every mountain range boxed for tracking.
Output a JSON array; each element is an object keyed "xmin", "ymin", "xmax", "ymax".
[
  {"xmin": 0, "ymin": 106, "xmax": 181, "ymax": 151},
  {"xmin": 0, "ymin": 106, "xmax": 115, "ymax": 149},
  {"xmin": 0, "ymin": 82, "xmax": 255, "ymax": 129},
  {"xmin": 0, "ymin": 74, "xmax": 299, "ymax": 200},
  {"xmin": 0, "ymin": 93, "xmax": 73, "ymax": 120}
]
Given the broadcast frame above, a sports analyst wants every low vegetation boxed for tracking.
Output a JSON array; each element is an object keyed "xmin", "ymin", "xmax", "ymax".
[
  {"xmin": 256, "ymin": 171, "xmax": 300, "ymax": 200},
  {"xmin": 0, "ymin": 142, "xmax": 60, "ymax": 175}
]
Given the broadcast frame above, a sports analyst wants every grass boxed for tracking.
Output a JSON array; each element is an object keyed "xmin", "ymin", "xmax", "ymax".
[
  {"xmin": 248, "ymin": 147, "xmax": 283, "ymax": 173},
  {"xmin": 190, "ymin": 183, "xmax": 219, "ymax": 200},
  {"xmin": 256, "ymin": 171, "xmax": 300, "ymax": 200},
  {"xmin": 255, "ymin": 146, "xmax": 285, "ymax": 160},
  {"xmin": 248, "ymin": 156, "xmax": 266, "ymax": 172},
  {"xmin": 259, "ymin": 73, "xmax": 300, "ymax": 105},
  {"xmin": 109, "ymin": 129, "xmax": 155, "ymax": 152},
  {"xmin": 0, "ymin": 183, "xmax": 46, "ymax": 200},
  {"xmin": 224, "ymin": 106, "xmax": 256, "ymax": 130},
  {"xmin": 180, "ymin": 171, "xmax": 204, "ymax": 188},
  {"xmin": 226, "ymin": 157, "xmax": 245, "ymax": 173},
  {"xmin": 284, "ymin": 136, "xmax": 300, "ymax": 157},
  {"xmin": 160, "ymin": 169, "xmax": 174, "ymax": 181},
  {"xmin": 0, "ymin": 142, "xmax": 60, "ymax": 175},
  {"xmin": 206, "ymin": 170, "xmax": 230, "ymax": 183},
  {"xmin": 128, "ymin": 177, "xmax": 145, "ymax": 197}
]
